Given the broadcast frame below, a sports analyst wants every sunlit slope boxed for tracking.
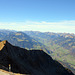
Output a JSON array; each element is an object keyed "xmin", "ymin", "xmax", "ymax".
[
  {"xmin": 1, "ymin": 31, "xmax": 49, "ymax": 53},
  {"xmin": 24, "ymin": 31, "xmax": 75, "ymax": 73}
]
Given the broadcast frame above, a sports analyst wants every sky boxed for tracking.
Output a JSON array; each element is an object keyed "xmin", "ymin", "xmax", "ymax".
[{"xmin": 0, "ymin": 0, "xmax": 75, "ymax": 33}]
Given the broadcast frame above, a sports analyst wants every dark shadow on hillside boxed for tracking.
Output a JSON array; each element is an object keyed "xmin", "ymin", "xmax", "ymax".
[{"xmin": 0, "ymin": 40, "xmax": 74, "ymax": 75}]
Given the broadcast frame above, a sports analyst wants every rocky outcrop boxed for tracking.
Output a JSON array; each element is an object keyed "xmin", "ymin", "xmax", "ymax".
[{"xmin": 0, "ymin": 40, "xmax": 74, "ymax": 75}]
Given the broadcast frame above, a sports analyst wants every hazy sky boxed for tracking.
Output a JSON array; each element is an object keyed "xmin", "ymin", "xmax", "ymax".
[{"xmin": 0, "ymin": 0, "xmax": 75, "ymax": 33}]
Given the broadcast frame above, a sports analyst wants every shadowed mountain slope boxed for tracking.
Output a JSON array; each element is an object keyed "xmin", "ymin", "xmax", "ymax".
[{"xmin": 0, "ymin": 40, "xmax": 74, "ymax": 75}]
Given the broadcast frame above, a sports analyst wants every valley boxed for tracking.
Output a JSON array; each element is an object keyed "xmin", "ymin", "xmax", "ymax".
[{"xmin": 0, "ymin": 30, "xmax": 75, "ymax": 74}]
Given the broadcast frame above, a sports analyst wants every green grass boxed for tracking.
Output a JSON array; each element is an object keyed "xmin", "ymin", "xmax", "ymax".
[{"xmin": 17, "ymin": 38, "xmax": 24, "ymax": 41}]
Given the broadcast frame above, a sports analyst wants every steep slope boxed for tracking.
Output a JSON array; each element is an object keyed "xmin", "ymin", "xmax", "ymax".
[
  {"xmin": 2, "ymin": 32, "xmax": 34, "ymax": 49},
  {"xmin": 24, "ymin": 31, "xmax": 75, "ymax": 52},
  {"xmin": 0, "ymin": 40, "xmax": 74, "ymax": 75},
  {"xmin": 1, "ymin": 32, "xmax": 48, "ymax": 52},
  {"xmin": 24, "ymin": 31, "xmax": 75, "ymax": 55},
  {"xmin": 24, "ymin": 31, "xmax": 75, "ymax": 74},
  {"xmin": 0, "ymin": 29, "xmax": 16, "ymax": 40}
]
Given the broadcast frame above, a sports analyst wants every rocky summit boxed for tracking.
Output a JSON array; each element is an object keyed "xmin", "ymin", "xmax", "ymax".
[{"xmin": 0, "ymin": 40, "xmax": 74, "ymax": 75}]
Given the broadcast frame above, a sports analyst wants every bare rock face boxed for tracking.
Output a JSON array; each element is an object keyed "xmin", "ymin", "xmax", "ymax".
[{"xmin": 0, "ymin": 40, "xmax": 74, "ymax": 75}]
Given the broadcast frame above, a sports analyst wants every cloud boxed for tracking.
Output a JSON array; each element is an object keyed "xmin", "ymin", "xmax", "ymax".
[
  {"xmin": 24, "ymin": 20, "xmax": 75, "ymax": 25},
  {"xmin": 0, "ymin": 20, "xmax": 75, "ymax": 33}
]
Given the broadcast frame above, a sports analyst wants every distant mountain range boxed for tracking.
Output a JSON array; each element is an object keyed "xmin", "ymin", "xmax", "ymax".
[
  {"xmin": 0, "ymin": 29, "xmax": 75, "ymax": 74},
  {"xmin": 24, "ymin": 31, "xmax": 75, "ymax": 55},
  {"xmin": 25, "ymin": 31, "xmax": 75, "ymax": 53}
]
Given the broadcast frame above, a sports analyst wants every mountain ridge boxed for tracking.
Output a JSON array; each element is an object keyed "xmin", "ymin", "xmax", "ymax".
[
  {"xmin": 0, "ymin": 40, "xmax": 74, "ymax": 75},
  {"xmin": 1, "ymin": 32, "xmax": 48, "ymax": 52}
]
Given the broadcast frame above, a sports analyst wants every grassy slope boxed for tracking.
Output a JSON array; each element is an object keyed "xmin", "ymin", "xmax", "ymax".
[
  {"xmin": 38, "ymin": 37, "xmax": 75, "ymax": 67},
  {"xmin": 24, "ymin": 31, "xmax": 75, "ymax": 72}
]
